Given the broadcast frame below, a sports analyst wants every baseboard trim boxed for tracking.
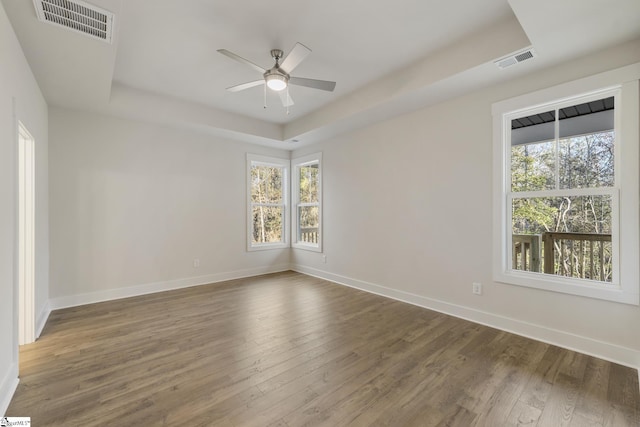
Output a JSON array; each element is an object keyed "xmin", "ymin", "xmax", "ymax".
[
  {"xmin": 49, "ymin": 264, "xmax": 291, "ymax": 311},
  {"xmin": 40, "ymin": 263, "xmax": 640, "ymax": 370},
  {"xmin": 291, "ymin": 264, "xmax": 640, "ymax": 370},
  {"xmin": 0, "ymin": 363, "xmax": 19, "ymax": 417}
]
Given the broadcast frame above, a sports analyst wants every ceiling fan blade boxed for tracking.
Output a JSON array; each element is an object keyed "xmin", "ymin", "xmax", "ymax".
[
  {"xmin": 217, "ymin": 49, "xmax": 266, "ymax": 74},
  {"xmin": 226, "ymin": 80, "xmax": 264, "ymax": 92},
  {"xmin": 289, "ymin": 77, "xmax": 336, "ymax": 92},
  {"xmin": 280, "ymin": 42, "xmax": 311, "ymax": 74},
  {"xmin": 279, "ymin": 91, "xmax": 294, "ymax": 107}
]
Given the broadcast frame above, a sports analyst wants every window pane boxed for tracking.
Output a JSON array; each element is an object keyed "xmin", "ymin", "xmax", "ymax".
[
  {"xmin": 299, "ymin": 164, "xmax": 319, "ymax": 203},
  {"xmin": 251, "ymin": 165, "xmax": 283, "ymax": 203},
  {"xmin": 511, "ymin": 110, "xmax": 555, "ymax": 144},
  {"xmin": 559, "ymin": 131, "xmax": 614, "ymax": 189},
  {"xmin": 298, "ymin": 205, "xmax": 319, "ymax": 244},
  {"xmin": 511, "ymin": 195, "xmax": 612, "ymax": 282},
  {"xmin": 511, "ymin": 141, "xmax": 556, "ymax": 191},
  {"xmin": 558, "ymin": 97, "xmax": 615, "ymax": 189},
  {"xmin": 252, "ymin": 205, "xmax": 283, "ymax": 244}
]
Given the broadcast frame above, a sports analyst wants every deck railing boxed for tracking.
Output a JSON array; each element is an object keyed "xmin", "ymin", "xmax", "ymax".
[
  {"xmin": 513, "ymin": 232, "xmax": 612, "ymax": 282},
  {"xmin": 299, "ymin": 227, "xmax": 319, "ymax": 244},
  {"xmin": 542, "ymin": 232, "xmax": 612, "ymax": 282},
  {"xmin": 512, "ymin": 234, "xmax": 541, "ymax": 272}
]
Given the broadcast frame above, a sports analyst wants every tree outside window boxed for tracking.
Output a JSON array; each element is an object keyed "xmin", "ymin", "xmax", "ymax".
[
  {"xmin": 292, "ymin": 153, "xmax": 322, "ymax": 251},
  {"xmin": 511, "ymin": 104, "xmax": 615, "ymax": 282},
  {"xmin": 494, "ymin": 69, "xmax": 638, "ymax": 304},
  {"xmin": 247, "ymin": 155, "xmax": 289, "ymax": 250}
]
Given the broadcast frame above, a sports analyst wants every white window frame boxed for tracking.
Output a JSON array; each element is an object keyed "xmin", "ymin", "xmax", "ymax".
[
  {"xmin": 292, "ymin": 153, "xmax": 322, "ymax": 252},
  {"xmin": 492, "ymin": 63, "xmax": 639, "ymax": 305},
  {"xmin": 247, "ymin": 154, "xmax": 290, "ymax": 251}
]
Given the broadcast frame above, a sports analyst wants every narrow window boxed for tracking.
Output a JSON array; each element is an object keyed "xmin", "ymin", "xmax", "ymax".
[
  {"xmin": 292, "ymin": 153, "xmax": 322, "ymax": 251},
  {"xmin": 247, "ymin": 154, "xmax": 289, "ymax": 250}
]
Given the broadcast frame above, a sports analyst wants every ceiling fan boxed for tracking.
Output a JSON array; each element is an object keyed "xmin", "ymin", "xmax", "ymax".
[{"xmin": 217, "ymin": 42, "xmax": 336, "ymax": 108}]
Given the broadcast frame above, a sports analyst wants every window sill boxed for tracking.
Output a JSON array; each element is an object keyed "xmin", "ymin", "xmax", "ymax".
[
  {"xmin": 292, "ymin": 243, "xmax": 322, "ymax": 253},
  {"xmin": 494, "ymin": 269, "xmax": 638, "ymax": 305},
  {"xmin": 247, "ymin": 243, "xmax": 289, "ymax": 252}
]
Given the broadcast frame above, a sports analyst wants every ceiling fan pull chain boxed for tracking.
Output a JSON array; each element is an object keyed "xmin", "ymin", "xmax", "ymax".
[
  {"xmin": 286, "ymin": 87, "xmax": 290, "ymax": 115},
  {"xmin": 263, "ymin": 83, "xmax": 267, "ymax": 109}
]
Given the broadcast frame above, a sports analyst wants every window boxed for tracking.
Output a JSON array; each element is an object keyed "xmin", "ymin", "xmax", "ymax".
[
  {"xmin": 493, "ymin": 64, "xmax": 639, "ymax": 304},
  {"xmin": 292, "ymin": 153, "xmax": 322, "ymax": 251},
  {"xmin": 247, "ymin": 154, "xmax": 289, "ymax": 250}
]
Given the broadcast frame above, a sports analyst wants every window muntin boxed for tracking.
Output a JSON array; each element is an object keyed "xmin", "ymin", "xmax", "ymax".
[
  {"xmin": 247, "ymin": 155, "xmax": 289, "ymax": 250},
  {"xmin": 493, "ymin": 67, "xmax": 639, "ymax": 305},
  {"xmin": 292, "ymin": 153, "xmax": 322, "ymax": 251}
]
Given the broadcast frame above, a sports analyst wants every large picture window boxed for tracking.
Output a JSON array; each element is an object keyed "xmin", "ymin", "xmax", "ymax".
[
  {"xmin": 247, "ymin": 154, "xmax": 289, "ymax": 250},
  {"xmin": 292, "ymin": 153, "xmax": 322, "ymax": 251},
  {"xmin": 493, "ymin": 64, "xmax": 639, "ymax": 304}
]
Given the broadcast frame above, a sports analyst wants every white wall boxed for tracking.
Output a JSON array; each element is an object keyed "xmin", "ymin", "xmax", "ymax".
[
  {"xmin": 49, "ymin": 108, "xmax": 290, "ymax": 307},
  {"xmin": 292, "ymin": 39, "xmax": 640, "ymax": 368},
  {"xmin": 0, "ymin": 2, "xmax": 49, "ymax": 415}
]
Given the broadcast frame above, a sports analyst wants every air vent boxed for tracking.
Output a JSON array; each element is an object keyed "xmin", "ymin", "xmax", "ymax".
[
  {"xmin": 32, "ymin": 0, "xmax": 114, "ymax": 44},
  {"xmin": 494, "ymin": 48, "xmax": 536, "ymax": 69}
]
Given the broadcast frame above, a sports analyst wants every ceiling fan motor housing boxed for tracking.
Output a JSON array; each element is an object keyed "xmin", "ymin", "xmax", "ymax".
[{"xmin": 264, "ymin": 50, "xmax": 290, "ymax": 91}]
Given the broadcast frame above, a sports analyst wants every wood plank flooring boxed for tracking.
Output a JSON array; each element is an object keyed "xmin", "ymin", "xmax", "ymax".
[{"xmin": 7, "ymin": 271, "xmax": 640, "ymax": 426}]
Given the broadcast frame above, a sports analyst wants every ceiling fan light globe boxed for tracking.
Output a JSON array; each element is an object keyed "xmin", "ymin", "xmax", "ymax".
[{"xmin": 266, "ymin": 74, "xmax": 287, "ymax": 91}]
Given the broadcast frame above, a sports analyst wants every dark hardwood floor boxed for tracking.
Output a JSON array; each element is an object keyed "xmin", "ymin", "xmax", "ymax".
[{"xmin": 7, "ymin": 271, "xmax": 640, "ymax": 426}]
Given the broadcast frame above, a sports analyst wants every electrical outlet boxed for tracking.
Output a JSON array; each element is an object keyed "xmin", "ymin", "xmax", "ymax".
[
  {"xmin": 193, "ymin": 258, "xmax": 200, "ymax": 268},
  {"xmin": 322, "ymin": 255, "xmax": 327, "ymax": 264},
  {"xmin": 472, "ymin": 282, "xmax": 482, "ymax": 295}
]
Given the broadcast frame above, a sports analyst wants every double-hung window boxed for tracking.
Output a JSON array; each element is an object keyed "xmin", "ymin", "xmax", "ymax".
[
  {"xmin": 247, "ymin": 154, "xmax": 289, "ymax": 250},
  {"xmin": 493, "ymin": 64, "xmax": 639, "ymax": 304},
  {"xmin": 292, "ymin": 153, "xmax": 322, "ymax": 251}
]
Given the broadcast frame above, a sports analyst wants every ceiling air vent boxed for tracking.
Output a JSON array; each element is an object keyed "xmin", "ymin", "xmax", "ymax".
[
  {"xmin": 32, "ymin": 0, "xmax": 115, "ymax": 44},
  {"xmin": 494, "ymin": 48, "xmax": 536, "ymax": 70}
]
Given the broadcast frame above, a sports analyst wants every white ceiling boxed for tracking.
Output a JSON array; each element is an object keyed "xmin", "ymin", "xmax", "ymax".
[{"xmin": 3, "ymin": 0, "xmax": 640, "ymax": 148}]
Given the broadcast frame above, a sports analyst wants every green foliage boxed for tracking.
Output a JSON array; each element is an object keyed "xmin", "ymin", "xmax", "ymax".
[
  {"xmin": 298, "ymin": 164, "xmax": 320, "ymax": 243},
  {"xmin": 251, "ymin": 165, "xmax": 284, "ymax": 243},
  {"xmin": 299, "ymin": 164, "xmax": 319, "ymax": 203},
  {"xmin": 251, "ymin": 166, "xmax": 283, "ymax": 203},
  {"xmin": 559, "ymin": 133, "xmax": 614, "ymax": 189},
  {"xmin": 511, "ymin": 142, "xmax": 554, "ymax": 192},
  {"xmin": 512, "ymin": 198, "xmax": 556, "ymax": 234},
  {"xmin": 510, "ymin": 131, "xmax": 615, "ymax": 282},
  {"xmin": 511, "ymin": 132, "xmax": 614, "ymax": 235}
]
